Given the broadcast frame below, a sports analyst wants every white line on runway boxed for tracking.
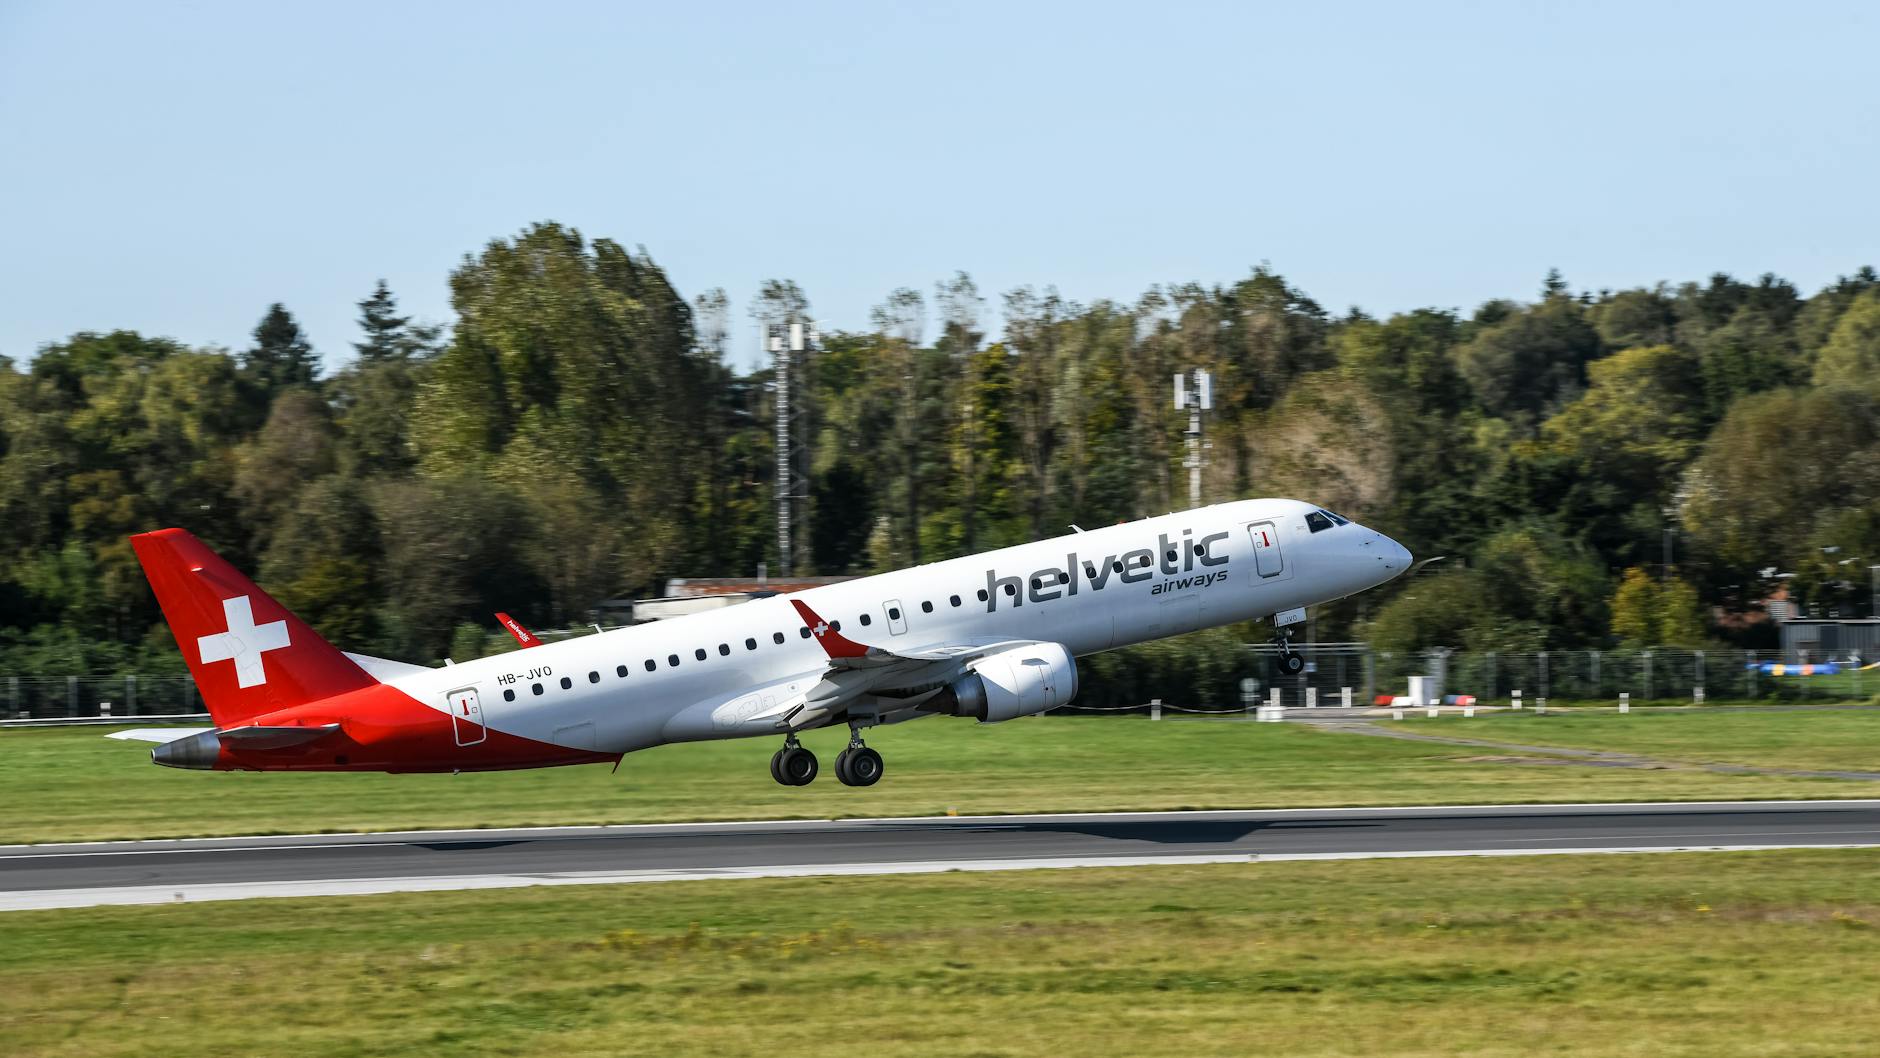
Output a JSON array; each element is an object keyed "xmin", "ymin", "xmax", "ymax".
[{"xmin": 5, "ymin": 842, "xmax": 1877, "ymax": 912}]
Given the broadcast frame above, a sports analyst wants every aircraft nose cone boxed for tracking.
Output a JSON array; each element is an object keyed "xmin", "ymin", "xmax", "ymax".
[
  {"xmin": 152, "ymin": 730, "xmax": 221, "ymax": 770},
  {"xmin": 1382, "ymin": 535, "xmax": 1412, "ymax": 574}
]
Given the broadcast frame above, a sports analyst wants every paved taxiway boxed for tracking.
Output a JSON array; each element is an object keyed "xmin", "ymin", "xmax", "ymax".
[{"xmin": 4, "ymin": 800, "xmax": 1877, "ymax": 910}]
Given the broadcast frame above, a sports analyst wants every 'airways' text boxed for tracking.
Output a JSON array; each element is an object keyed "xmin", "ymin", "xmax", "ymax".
[{"xmin": 1150, "ymin": 571, "xmax": 1226, "ymax": 595}]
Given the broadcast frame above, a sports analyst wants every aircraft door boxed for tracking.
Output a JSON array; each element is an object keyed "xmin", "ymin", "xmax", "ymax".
[
  {"xmin": 448, "ymin": 687, "xmax": 486, "ymax": 747},
  {"xmin": 883, "ymin": 599, "xmax": 908, "ymax": 636},
  {"xmin": 1248, "ymin": 521, "xmax": 1284, "ymax": 579}
]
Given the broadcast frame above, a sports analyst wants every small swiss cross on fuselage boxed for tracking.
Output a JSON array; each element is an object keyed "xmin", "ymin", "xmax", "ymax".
[{"xmin": 813, "ymin": 623, "xmax": 830, "ymax": 637}]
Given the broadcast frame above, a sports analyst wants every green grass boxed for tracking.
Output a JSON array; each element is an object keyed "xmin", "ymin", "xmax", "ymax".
[
  {"xmin": 5, "ymin": 850, "xmax": 1880, "ymax": 1057},
  {"xmin": 1384, "ymin": 709, "xmax": 1880, "ymax": 773},
  {"xmin": 1762, "ymin": 669, "xmax": 1880, "ymax": 698},
  {"xmin": 9, "ymin": 715, "xmax": 1880, "ymax": 844}
]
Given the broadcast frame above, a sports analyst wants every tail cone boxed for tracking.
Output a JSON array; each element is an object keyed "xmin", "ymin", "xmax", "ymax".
[{"xmin": 152, "ymin": 730, "xmax": 221, "ymax": 769}]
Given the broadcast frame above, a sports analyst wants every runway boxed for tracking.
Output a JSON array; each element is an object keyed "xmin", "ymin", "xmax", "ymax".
[{"xmin": 5, "ymin": 800, "xmax": 1878, "ymax": 911}]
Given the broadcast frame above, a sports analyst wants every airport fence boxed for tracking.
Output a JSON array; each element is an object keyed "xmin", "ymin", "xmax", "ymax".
[
  {"xmin": 1068, "ymin": 645, "xmax": 1875, "ymax": 713},
  {"xmin": 4, "ymin": 646, "xmax": 1873, "ymax": 722},
  {"xmin": 2, "ymin": 675, "xmax": 203, "ymax": 722}
]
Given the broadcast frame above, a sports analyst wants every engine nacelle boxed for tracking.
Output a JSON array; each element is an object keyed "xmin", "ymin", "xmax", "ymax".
[{"xmin": 939, "ymin": 643, "xmax": 1078, "ymax": 723}]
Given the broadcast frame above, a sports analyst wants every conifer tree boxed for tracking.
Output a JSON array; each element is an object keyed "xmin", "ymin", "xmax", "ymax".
[{"xmin": 242, "ymin": 303, "xmax": 318, "ymax": 394}]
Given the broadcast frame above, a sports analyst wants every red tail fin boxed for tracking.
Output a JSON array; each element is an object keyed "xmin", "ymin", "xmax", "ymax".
[{"xmin": 130, "ymin": 528, "xmax": 375, "ymax": 727}]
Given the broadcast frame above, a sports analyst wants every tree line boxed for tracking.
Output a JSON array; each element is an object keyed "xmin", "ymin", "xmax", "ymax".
[{"xmin": 4, "ymin": 220, "xmax": 1878, "ymax": 678}]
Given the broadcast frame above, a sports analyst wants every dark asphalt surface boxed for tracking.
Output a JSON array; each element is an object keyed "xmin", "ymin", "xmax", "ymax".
[{"xmin": 5, "ymin": 801, "xmax": 1878, "ymax": 897}]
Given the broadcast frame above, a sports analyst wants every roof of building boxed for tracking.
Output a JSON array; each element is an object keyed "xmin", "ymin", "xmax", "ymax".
[{"xmin": 663, "ymin": 576, "xmax": 858, "ymax": 598}]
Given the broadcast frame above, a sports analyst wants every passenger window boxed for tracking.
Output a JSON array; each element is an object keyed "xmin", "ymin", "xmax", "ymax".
[
  {"xmin": 668, "ymin": 654, "xmax": 680, "ymax": 667},
  {"xmin": 1112, "ymin": 560, "xmax": 1123, "ymax": 573},
  {"xmin": 1003, "ymin": 584, "xmax": 1016, "ymax": 596},
  {"xmin": 859, "ymin": 613, "xmax": 873, "ymax": 626},
  {"xmin": 532, "ymin": 682, "xmax": 543, "ymax": 696},
  {"xmin": 831, "ymin": 620, "xmax": 842, "ymax": 632},
  {"xmin": 616, "ymin": 665, "xmax": 628, "ymax": 678},
  {"xmin": 745, "ymin": 637, "xmax": 757, "ymax": 651},
  {"xmin": 921, "ymin": 600, "xmax": 933, "ymax": 613},
  {"xmin": 1305, "ymin": 510, "xmax": 1334, "ymax": 533},
  {"xmin": 718, "ymin": 643, "xmax": 730, "ymax": 656},
  {"xmin": 644, "ymin": 659, "xmax": 656, "ymax": 672},
  {"xmin": 694, "ymin": 648, "xmax": 707, "ymax": 661},
  {"xmin": 774, "ymin": 631, "xmax": 786, "ymax": 644},
  {"xmin": 560, "ymin": 676, "xmax": 572, "ymax": 690},
  {"xmin": 588, "ymin": 671, "xmax": 600, "ymax": 684},
  {"xmin": 888, "ymin": 607, "xmax": 902, "ymax": 620},
  {"xmin": 977, "ymin": 588, "xmax": 989, "ymax": 601},
  {"xmin": 949, "ymin": 595, "xmax": 961, "ymax": 607},
  {"xmin": 799, "ymin": 627, "xmax": 811, "ymax": 639},
  {"xmin": 503, "ymin": 688, "xmax": 516, "ymax": 702}
]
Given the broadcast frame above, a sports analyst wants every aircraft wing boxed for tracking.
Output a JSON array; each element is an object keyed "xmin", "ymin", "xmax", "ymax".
[{"xmin": 776, "ymin": 598, "xmax": 1048, "ymax": 731}]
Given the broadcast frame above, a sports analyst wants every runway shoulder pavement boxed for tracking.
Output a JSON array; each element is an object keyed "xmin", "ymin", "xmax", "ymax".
[{"xmin": 4, "ymin": 800, "xmax": 1878, "ymax": 911}]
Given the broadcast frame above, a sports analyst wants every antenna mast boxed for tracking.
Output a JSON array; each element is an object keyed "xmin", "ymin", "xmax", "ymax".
[{"xmin": 1174, "ymin": 367, "xmax": 1212, "ymax": 508}]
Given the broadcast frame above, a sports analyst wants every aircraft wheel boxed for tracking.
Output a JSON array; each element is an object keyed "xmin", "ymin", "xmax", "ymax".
[
  {"xmin": 1275, "ymin": 652, "xmax": 1305, "ymax": 677},
  {"xmin": 769, "ymin": 748, "xmax": 788, "ymax": 786},
  {"xmin": 841, "ymin": 746, "xmax": 883, "ymax": 787},
  {"xmin": 778, "ymin": 746, "xmax": 819, "ymax": 786}
]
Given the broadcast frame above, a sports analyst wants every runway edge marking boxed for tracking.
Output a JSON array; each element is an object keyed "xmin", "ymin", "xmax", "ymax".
[{"xmin": 6, "ymin": 842, "xmax": 1878, "ymax": 912}]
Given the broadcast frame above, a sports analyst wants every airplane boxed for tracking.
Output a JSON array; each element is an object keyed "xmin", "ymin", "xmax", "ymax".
[{"xmin": 113, "ymin": 499, "xmax": 1410, "ymax": 786}]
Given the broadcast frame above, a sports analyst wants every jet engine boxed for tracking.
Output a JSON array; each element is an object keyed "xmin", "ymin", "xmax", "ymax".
[{"xmin": 934, "ymin": 643, "xmax": 1078, "ymax": 723}]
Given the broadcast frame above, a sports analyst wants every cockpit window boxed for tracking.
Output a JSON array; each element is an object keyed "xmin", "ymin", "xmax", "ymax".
[
  {"xmin": 1321, "ymin": 509, "xmax": 1350, "ymax": 526},
  {"xmin": 1305, "ymin": 510, "xmax": 1335, "ymax": 533}
]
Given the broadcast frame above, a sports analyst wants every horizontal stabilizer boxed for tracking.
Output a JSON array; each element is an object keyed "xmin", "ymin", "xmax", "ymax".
[
  {"xmin": 106, "ymin": 727, "xmax": 214, "ymax": 744},
  {"xmin": 217, "ymin": 723, "xmax": 341, "ymax": 750}
]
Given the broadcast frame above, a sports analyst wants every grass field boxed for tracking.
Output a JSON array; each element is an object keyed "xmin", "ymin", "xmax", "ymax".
[
  {"xmin": 7, "ymin": 715, "xmax": 1880, "ymax": 844},
  {"xmin": 1384, "ymin": 709, "xmax": 1880, "ymax": 773},
  {"xmin": 5, "ymin": 849, "xmax": 1879, "ymax": 1057}
]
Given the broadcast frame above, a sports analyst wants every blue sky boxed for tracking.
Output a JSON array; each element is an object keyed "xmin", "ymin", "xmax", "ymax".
[{"xmin": 2, "ymin": 1, "xmax": 1875, "ymax": 372}]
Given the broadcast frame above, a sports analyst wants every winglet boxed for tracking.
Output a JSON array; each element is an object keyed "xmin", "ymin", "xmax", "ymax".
[
  {"xmin": 496, "ymin": 612, "xmax": 543, "ymax": 648},
  {"xmin": 789, "ymin": 599, "xmax": 869, "ymax": 659}
]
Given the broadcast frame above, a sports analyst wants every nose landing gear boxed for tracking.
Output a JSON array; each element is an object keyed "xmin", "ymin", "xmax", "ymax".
[{"xmin": 1272, "ymin": 629, "xmax": 1306, "ymax": 677}]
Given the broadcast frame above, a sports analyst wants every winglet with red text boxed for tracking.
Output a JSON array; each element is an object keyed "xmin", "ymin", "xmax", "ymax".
[
  {"xmin": 789, "ymin": 599, "xmax": 870, "ymax": 659},
  {"xmin": 495, "ymin": 612, "xmax": 542, "ymax": 649}
]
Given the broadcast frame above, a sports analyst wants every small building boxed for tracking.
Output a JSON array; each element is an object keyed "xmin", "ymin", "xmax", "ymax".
[
  {"xmin": 1779, "ymin": 618, "xmax": 1880, "ymax": 663},
  {"xmin": 615, "ymin": 575, "xmax": 860, "ymax": 623}
]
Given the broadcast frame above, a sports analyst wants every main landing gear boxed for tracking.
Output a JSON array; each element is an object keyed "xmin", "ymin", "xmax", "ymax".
[
  {"xmin": 769, "ymin": 729, "xmax": 884, "ymax": 787},
  {"xmin": 1272, "ymin": 627, "xmax": 1306, "ymax": 677},
  {"xmin": 770, "ymin": 734, "xmax": 818, "ymax": 787},
  {"xmin": 834, "ymin": 729, "xmax": 884, "ymax": 788}
]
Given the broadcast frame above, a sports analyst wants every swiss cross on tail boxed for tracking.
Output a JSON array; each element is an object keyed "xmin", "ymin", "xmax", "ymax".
[
  {"xmin": 197, "ymin": 596, "xmax": 291, "ymax": 688},
  {"xmin": 789, "ymin": 599, "xmax": 870, "ymax": 660}
]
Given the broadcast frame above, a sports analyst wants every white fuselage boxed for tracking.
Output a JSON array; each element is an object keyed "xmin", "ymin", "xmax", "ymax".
[{"xmin": 383, "ymin": 499, "xmax": 1409, "ymax": 756}]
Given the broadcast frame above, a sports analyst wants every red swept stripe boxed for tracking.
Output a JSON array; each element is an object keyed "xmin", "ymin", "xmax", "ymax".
[{"xmin": 789, "ymin": 598, "xmax": 870, "ymax": 659}]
